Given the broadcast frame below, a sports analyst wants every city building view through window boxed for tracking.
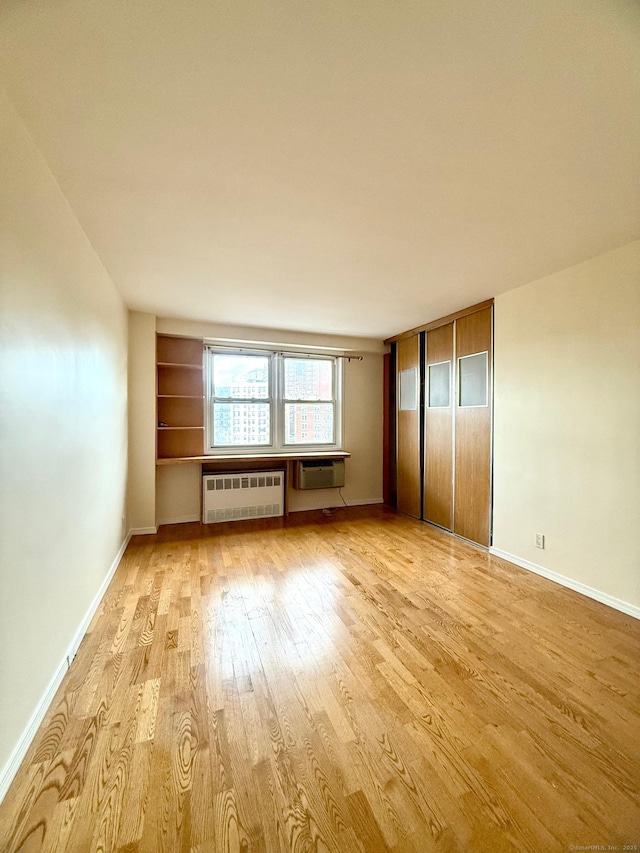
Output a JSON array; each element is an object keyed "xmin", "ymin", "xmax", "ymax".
[
  {"xmin": 283, "ymin": 358, "xmax": 334, "ymax": 445},
  {"xmin": 209, "ymin": 351, "xmax": 337, "ymax": 449},
  {"xmin": 212, "ymin": 354, "xmax": 270, "ymax": 446}
]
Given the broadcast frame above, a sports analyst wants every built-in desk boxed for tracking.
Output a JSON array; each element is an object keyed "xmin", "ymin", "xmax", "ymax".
[
  {"xmin": 156, "ymin": 450, "xmax": 350, "ymax": 465},
  {"xmin": 156, "ymin": 451, "xmax": 351, "ymax": 518}
]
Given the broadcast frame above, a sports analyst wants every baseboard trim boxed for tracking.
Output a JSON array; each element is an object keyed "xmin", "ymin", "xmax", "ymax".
[
  {"xmin": 0, "ymin": 531, "xmax": 131, "ymax": 805},
  {"xmin": 345, "ymin": 498, "xmax": 384, "ymax": 507},
  {"xmin": 130, "ymin": 526, "xmax": 158, "ymax": 535},
  {"xmin": 489, "ymin": 547, "xmax": 640, "ymax": 620}
]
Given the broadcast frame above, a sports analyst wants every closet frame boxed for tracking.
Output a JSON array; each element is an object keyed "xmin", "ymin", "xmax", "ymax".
[{"xmin": 385, "ymin": 300, "xmax": 494, "ymax": 547}]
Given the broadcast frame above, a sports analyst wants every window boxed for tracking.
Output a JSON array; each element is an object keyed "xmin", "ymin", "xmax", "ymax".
[
  {"xmin": 458, "ymin": 352, "xmax": 488, "ymax": 407},
  {"xmin": 428, "ymin": 361, "xmax": 451, "ymax": 408},
  {"xmin": 206, "ymin": 348, "xmax": 341, "ymax": 453},
  {"xmin": 209, "ymin": 352, "xmax": 271, "ymax": 447},
  {"xmin": 283, "ymin": 357, "xmax": 335, "ymax": 446},
  {"xmin": 399, "ymin": 367, "xmax": 418, "ymax": 411}
]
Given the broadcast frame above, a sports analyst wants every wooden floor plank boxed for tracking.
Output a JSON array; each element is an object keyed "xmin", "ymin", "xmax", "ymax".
[{"xmin": 1, "ymin": 506, "xmax": 639, "ymax": 852}]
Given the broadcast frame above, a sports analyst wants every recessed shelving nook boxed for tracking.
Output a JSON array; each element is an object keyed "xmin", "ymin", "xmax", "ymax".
[{"xmin": 156, "ymin": 334, "xmax": 205, "ymax": 459}]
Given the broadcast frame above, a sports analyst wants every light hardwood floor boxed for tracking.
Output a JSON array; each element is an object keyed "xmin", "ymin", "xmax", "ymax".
[{"xmin": 1, "ymin": 506, "xmax": 639, "ymax": 852}]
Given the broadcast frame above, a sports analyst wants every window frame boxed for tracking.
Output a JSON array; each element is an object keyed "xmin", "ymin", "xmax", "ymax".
[
  {"xmin": 205, "ymin": 346, "xmax": 342, "ymax": 454},
  {"xmin": 280, "ymin": 353, "xmax": 340, "ymax": 449},
  {"xmin": 207, "ymin": 348, "xmax": 274, "ymax": 450}
]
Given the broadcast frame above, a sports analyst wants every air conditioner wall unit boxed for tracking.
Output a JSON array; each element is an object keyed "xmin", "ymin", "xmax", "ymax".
[
  {"xmin": 294, "ymin": 458, "xmax": 345, "ymax": 490},
  {"xmin": 202, "ymin": 471, "xmax": 285, "ymax": 524}
]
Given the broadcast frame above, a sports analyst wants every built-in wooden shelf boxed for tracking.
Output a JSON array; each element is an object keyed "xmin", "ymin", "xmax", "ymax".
[
  {"xmin": 158, "ymin": 426, "xmax": 205, "ymax": 430},
  {"xmin": 158, "ymin": 395, "xmax": 205, "ymax": 429},
  {"xmin": 156, "ymin": 450, "xmax": 351, "ymax": 466},
  {"xmin": 157, "ymin": 362, "xmax": 204, "ymax": 369},
  {"xmin": 157, "ymin": 335, "xmax": 203, "ymax": 365},
  {"xmin": 157, "ymin": 335, "xmax": 205, "ymax": 459},
  {"xmin": 157, "ymin": 365, "xmax": 203, "ymax": 397}
]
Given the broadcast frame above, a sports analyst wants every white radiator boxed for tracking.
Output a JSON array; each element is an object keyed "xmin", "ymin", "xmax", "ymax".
[{"xmin": 202, "ymin": 471, "xmax": 285, "ymax": 524}]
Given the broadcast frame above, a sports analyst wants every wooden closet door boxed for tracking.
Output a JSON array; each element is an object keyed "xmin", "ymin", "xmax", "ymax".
[
  {"xmin": 423, "ymin": 323, "xmax": 453, "ymax": 529},
  {"xmin": 383, "ymin": 350, "xmax": 397, "ymax": 507},
  {"xmin": 396, "ymin": 335, "xmax": 421, "ymax": 518},
  {"xmin": 453, "ymin": 307, "xmax": 492, "ymax": 546}
]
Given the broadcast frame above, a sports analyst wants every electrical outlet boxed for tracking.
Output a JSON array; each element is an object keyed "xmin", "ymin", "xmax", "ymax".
[{"xmin": 535, "ymin": 533, "xmax": 545, "ymax": 549}]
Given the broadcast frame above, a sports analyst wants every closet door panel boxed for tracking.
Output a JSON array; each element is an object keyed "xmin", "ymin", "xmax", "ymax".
[
  {"xmin": 383, "ymin": 350, "xmax": 397, "ymax": 507},
  {"xmin": 423, "ymin": 323, "xmax": 453, "ymax": 529},
  {"xmin": 454, "ymin": 308, "xmax": 492, "ymax": 546},
  {"xmin": 396, "ymin": 335, "xmax": 421, "ymax": 518}
]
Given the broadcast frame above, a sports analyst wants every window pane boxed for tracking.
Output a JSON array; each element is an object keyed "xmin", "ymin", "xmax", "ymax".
[
  {"xmin": 459, "ymin": 352, "xmax": 488, "ymax": 407},
  {"xmin": 284, "ymin": 403, "xmax": 334, "ymax": 444},
  {"xmin": 212, "ymin": 402, "xmax": 270, "ymax": 446},
  {"xmin": 213, "ymin": 354, "xmax": 269, "ymax": 399},
  {"xmin": 399, "ymin": 367, "xmax": 417, "ymax": 410},
  {"xmin": 284, "ymin": 358, "xmax": 333, "ymax": 401},
  {"xmin": 428, "ymin": 362, "xmax": 450, "ymax": 408}
]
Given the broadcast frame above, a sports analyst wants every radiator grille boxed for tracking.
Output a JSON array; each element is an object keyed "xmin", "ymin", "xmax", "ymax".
[
  {"xmin": 205, "ymin": 504, "xmax": 280, "ymax": 523},
  {"xmin": 202, "ymin": 471, "xmax": 284, "ymax": 524},
  {"xmin": 206, "ymin": 474, "xmax": 280, "ymax": 491}
]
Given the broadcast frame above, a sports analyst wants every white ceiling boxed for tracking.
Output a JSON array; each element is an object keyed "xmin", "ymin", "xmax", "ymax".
[{"xmin": 1, "ymin": 0, "xmax": 639, "ymax": 339}]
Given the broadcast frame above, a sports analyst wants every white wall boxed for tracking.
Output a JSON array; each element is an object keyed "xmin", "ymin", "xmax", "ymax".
[
  {"xmin": 153, "ymin": 317, "xmax": 385, "ymax": 523},
  {"xmin": 0, "ymin": 87, "xmax": 128, "ymax": 790},
  {"xmin": 493, "ymin": 240, "xmax": 640, "ymax": 612}
]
